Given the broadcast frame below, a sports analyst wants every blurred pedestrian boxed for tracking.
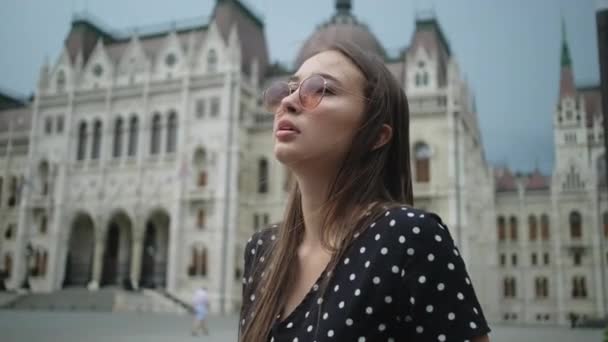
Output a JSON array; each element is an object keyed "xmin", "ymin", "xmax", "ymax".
[{"xmin": 191, "ymin": 286, "xmax": 210, "ymax": 336}]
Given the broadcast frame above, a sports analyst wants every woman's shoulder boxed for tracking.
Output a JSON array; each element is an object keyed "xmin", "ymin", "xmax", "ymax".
[{"xmin": 366, "ymin": 205, "xmax": 454, "ymax": 247}]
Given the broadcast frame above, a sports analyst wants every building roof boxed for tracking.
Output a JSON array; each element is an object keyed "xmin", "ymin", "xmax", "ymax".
[
  {"xmin": 294, "ymin": 0, "xmax": 385, "ymax": 67},
  {"xmin": 525, "ymin": 169, "xmax": 550, "ymax": 190},
  {"xmin": 494, "ymin": 167, "xmax": 517, "ymax": 192}
]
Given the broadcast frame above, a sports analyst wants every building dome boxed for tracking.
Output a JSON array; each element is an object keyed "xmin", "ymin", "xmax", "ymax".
[{"xmin": 294, "ymin": 0, "xmax": 385, "ymax": 67}]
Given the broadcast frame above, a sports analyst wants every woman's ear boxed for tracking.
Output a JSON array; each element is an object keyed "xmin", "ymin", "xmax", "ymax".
[{"xmin": 372, "ymin": 124, "xmax": 393, "ymax": 150}]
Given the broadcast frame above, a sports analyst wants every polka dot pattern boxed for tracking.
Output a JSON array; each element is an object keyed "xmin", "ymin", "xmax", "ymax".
[{"xmin": 240, "ymin": 208, "xmax": 490, "ymax": 341}]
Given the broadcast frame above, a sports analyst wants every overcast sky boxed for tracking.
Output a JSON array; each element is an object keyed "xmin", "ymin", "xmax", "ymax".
[{"xmin": 0, "ymin": 0, "xmax": 599, "ymax": 174}]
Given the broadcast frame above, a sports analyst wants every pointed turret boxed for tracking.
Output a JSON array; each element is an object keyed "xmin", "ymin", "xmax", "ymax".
[{"xmin": 559, "ymin": 18, "xmax": 576, "ymax": 99}]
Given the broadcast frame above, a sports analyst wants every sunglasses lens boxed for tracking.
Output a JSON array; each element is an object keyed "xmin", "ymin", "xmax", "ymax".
[
  {"xmin": 263, "ymin": 82, "xmax": 290, "ymax": 112},
  {"xmin": 300, "ymin": 75, "xmax": 325, "ymax": 109}
]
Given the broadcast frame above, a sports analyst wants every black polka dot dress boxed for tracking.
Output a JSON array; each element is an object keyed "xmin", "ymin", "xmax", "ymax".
[{"xmin": 240, "ymin": 207, "xmax": 491, "ymax": 341}]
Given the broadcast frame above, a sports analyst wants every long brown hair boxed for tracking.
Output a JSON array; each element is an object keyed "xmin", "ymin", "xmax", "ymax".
[{"xmin": 240, "ymin": 42, "xmax": 413, "ymax": 341}]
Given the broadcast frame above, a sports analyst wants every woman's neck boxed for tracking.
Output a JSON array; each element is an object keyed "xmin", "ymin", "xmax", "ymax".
[{"xmin": 294, "ymin": 168, "xmax": 334, "ymax": 249}]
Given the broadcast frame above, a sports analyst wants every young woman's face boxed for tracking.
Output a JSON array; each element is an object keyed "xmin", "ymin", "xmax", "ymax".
[{"xmin": 272, "ymin": 50, "xmax": 367, "ymax": 172}]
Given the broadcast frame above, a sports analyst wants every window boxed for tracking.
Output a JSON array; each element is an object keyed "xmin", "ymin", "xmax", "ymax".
[
  {"xmin": 572, "ymin": 276, "xmax": 587, "ymax": 299},
  {"xmin": 113, "ymin": 118, "xmax": 123, "ymax": 158},
  {"xmin": 3, "ymin": 254, "xmax": 12, "ymax": 278},
  {"xmin": 7, "ymin": 176, "xmax": 17, "ymax": 207},
  {"xmin": 543, "ymin": 252, "xmax": 550, "ymax": 265},
  {"xmin": 263, "ymin": 214, "xmax": 269, "ymax": 227},
  {"xmin": 44, "ymin": 117, "xmax": 53, "ymax": 135},
  {"xmin": 569, "ymin": 211, "xmax": 582, "ymax": 239},
  {"xmin": 195, "ymin": 99, "xmax": 206, "ymax": 118},
  {"xmin": 77, "ymin": 122, "xmax": 87, "ymax": 161},
  {"xmin": 0, "ymin": 177, "xmax": 3, "ymax": 206},
  {"xmin": 541, "ymin": 214, "xmax": 550, "ymax": 241},
  {"xmin": 166, "ymin": 111, "xmax": 177, "ymax": 153},
  {"xmin": 603, "ymin": 212, "xmax": 608, "ymax": 238},
  {"xmin": 56, "ymin": 71, "xmax": 66, "ymax": 92},
  {"xmin": 165, "ymin": 53, "xmax": 177, "ymax": 67},
  {"xmin": 253, "ymin": 214, "xmax": 259, "ymax": 232},
  {"xmin": 497, "ymin": 216, "xmax": 506, "ymax": 241},
  {"xmin": 511, "ymin": 253, "xmax": 518, "ymax": 266},
  {"xmin": 197, "ymin": 209, "xmax": 205, "ymax": 229},
  {"xmin": 414, "ymin": 142, "xmax": 431, "ymax": 183},
  {"xmin": 198, "ymin": 248, "xmax": 208, "ymax": 276},
  {"xmin": 197, "ymin": 171, "xmax": 208, "ymax": 187},
  {"xmin": 531, "ymin": 253, "xmax": 537, "ymax": 266},
  {"xmin": 258, "ymin": 158, "xmax": 269, "ymax": 194},
  {"xmin": 40, "ymin": 215, "xmax": 47, "ymax": 234},
  {"xmin": 207, "ymin": 49, "xmax": 218, "ymax": 73},
  {"xmin": 535, "ymin": 277, "xmax": 549, "ymax": 299},
  {"xmin": 503, "ymin": 277, "xmax": 517, "ymax": 298},
  {"xmin": 210, "ymin": 97, "xmax": 220, "ymax": 117},
  {"xmin": 573, "ymin": 252, "xmax": 582, "ymax": 266},
  {"xmin": 509, "ymin": 216, "xmax": 518, "ymax": 241},
  {"xmin": 150, "ymin": 113, "xmax": 161, "ymax": 155},
  {"xmin": 4, "ymin": 224, "xmax": 14, "ymax": 240},
  {"xmin": 91, "ymin": 120, "xmax": 102, "ymax": 160},
  {"xmin": 128, "ymin": 116, "xmax": 138, "ymax": 157},
  {"xmin": 499, "ymin": 253, "xmax": 506, "ymax": 266},
  {"xmin": 529, "ymin": 215, "xmax": 537, "ymax": 241},
  {"xmin": 56, "ymin": 115, "xmax": 64, "ymax": 133}
]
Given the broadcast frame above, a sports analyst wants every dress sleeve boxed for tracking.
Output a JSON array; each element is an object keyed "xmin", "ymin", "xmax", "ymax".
[{"xmin": 399, "ymin": 213, "xmax": 491, "ymax": 341}]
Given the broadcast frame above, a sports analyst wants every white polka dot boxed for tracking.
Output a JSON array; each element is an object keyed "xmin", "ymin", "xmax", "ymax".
[
  {"xmin": 364, "ymin": 261, "xmax": 370, "ymax": 268},
  {"xmin": 355, "ymin": 289, "xmax": 361, "ymax": 296},
  {"xmin": 405, "ymin": 315, "xmax": 413, "ymax": 322},
  {"xmin": 388, "ymin": 338, "xmax": 395, "ymax": 342},
  {"xmin": 349, "ymin": 273, "xmax": 356, "ymax": 281},
  {"xmin": 317, "ymin": 298, "xmax": 323, "ymax": 305},
  {"xmin": 466, "ymin": 277, "xmax": 471, "ymax": 285},
  {"xmin": 419, "ymin": 214, "xmax": 425, "ymax": 218},
  {"xmin": 381, "ymin": 247, "xmax": 388, "ymax": 255},
  {"xmin": 346, "ymin": 318, "xmax": 353, "ymax": 326},
  {"xmin": 438, "ymin": 334, "xmax": 446, "ymax": 342},
  {"xmin": 418, "ymin": 275, "xmax": 426, "ymax": 284},
  {"xmin": 271, "ymin": 235, "xmax": 276, "ymax": 240},
  {"xmin": 373, "ymin": 276, "xmax": 381, "ymax": 284},
  {"xmin": 286, "ymin": 322, "xmax": 293, "ymax": 328},
  {"xmin": 260, "ymin": 256, "xmax": 265, "ymax": 262},
  {"xmin": 371, "ymin": 222, "xmax": 377, "ymax": 228},
  {"xmin": 416, "ymin": 326, "xmax": 424, "ymax": 333},
  {"xmin": 448, "ymin": 312, "xmax": 455, "ymax": 320},
  {"xmin": 378, "ymin": 324, "xmax": 386, "ymax": 331},
  {"xmin": 344, "ymin": 258, "xmax": 350, "ymax": 264},
  {"xmin": 250, "ymin": 294, "xmax": 255, "ymax": 301},
  {"xmin": 334, "ymin": 285, "xmax": 340, "ymax": 292},
  {"xmin": 385, "ymin": 211, "xmax": 390, "ymax": 216},
  {"xmin": 437, "ymin": 283, "xmax": 445, "ymax": 291},
  {"xmin": 457, "ymin": 292, "xmax": 465, "ymax": 300},
  {"xmin": 305, "ymin": 311, "xmax": 310, "ymax": 318},
  {"xmin": 328, "ymin": 330, "xmax": 334, "ymax": 337},
  {"xmin": 410, "ymin": 297, "xmax": 415, "ymax": 304},
  {"xmin": 354, "ymin": 232, "xmax": 360, "ymax": 238},
  {"xmin": 338, "ymin": 301, "xmax": 345, "ymax": 308},
  {"xmin": 448, "ymin": 263, "xmax": 455, "ymax": 270},
  {"xmin": 413, "ymin": 227, "xmax": 421, "ymax": 234},
  {"xmin": 360, "ymin": 247, "xmax": 366, "ymax": 254},
  {"xmin": 366, "ymin": 306, "xmax": 373, "ymax": 314},
  {"xmin": 375, "ymin": 234, "xmax": 381, "ymax": 241},
  {"xmin": 251, "ymin": 249, "xmax": 256, "ymax": 255},
  {"xmin": 427, "ymin": 253, "xmax": 435, "ymax": 261},
  {"xmin": 292, "ymin": 338, "xmax": 298, "ymax": 342},
  {"xmin": 385, "ymin": 296, "xmax": 393, "ymax": 303},
  {"xmin": 426, "ymin": 305, "xmax": 434, "ymax": 313},
  {"xmin": 470, "ymin": 322, "xmax": 477, "ymax": 329},
  {"xmin": 435, "ymin": 235, "xmax": 442, "ymax": 242},
  {"xmin": 389, "ymin": 219, "xmax": 396, "ymax": 227},
  {"xmin": 323, "ymin": 312, "xmax": 329, "ymax": 320},
  {"xmin": 257, "ymin": 239, "xmax": 263, "ymax": 245},
  {"xmin": 313, "ymin": 284, "xmax": 319, "ymax": 291},
  {"xmin": 270, "ymin": 337, "xmax": 274, "ymax": 342},
  {"xmin": 473, "ymin": 307, "xmax": 479, "ymax": 315},
  {"xmin": 358, "ymin": 337, "xmax": 366, "ymax": 342},
  {"xmin": 399, "ymin": 236, "xmax": 406, "ymax": 243},
  {"xmin": 307, "ymin": 325, "xmax": 313, "ymax": 332},
  {"xmin": 407, "ymin": 212, "xmax": 415, "ymax": 217},
  {"xmin": 407, "ymin": 248, "xmax": 415, "ymax": 255},
  {"xmin": 391, "ymin": 266, "xmax": 400, "ymax": 273},
  {"xmin": 454, "ymin": 248, "xmax": 460, "ymax": 256}
]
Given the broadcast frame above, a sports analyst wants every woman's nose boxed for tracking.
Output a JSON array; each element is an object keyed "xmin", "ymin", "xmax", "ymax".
[{"xmin": 277, "ymin": 88, "xmax": 302, "ymax": 115}]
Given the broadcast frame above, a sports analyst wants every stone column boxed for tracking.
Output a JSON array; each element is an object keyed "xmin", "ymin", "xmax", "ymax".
[
  {"xmin": 88, "ymin": 239, "xmax": 104, "ymax": 291},
  {"xmin": 130, "ymin": 227, "xmax": 144, "ymax": 290}
]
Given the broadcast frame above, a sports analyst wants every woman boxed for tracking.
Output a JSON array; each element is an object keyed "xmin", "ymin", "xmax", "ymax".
[{"xmin": 240, "ymin": 42, "xmax": 491, "ymax": 342}]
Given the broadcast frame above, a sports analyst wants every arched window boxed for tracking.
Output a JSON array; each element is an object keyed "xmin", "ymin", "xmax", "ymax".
[
  {"xmin": 414, "ymin": 142, "xmax": 431, "ymax": 183},
  {"xmin": 197, "ymin": 209, "xmax": 205, "ymax": 229},
  {"xmin": 497, "ymin": 216, "xmax": 506, "ymax": 242},
  {"xmin": 7, "ymin": 176, "xmax": 17, "ymax": 207},
  {"xmin": 91, "ymin": 120, "xmax": 102, "ymax": 160},
  {"xmin": 38, "ymin": 161, "xmax": 49, "ymax": 196},
  {"xmin": 113, "ymin": 117, "xmax": 123, "ymax": 158},
  {"xmin": 422, "ymin": 71, "xmax": 429, "ymax": 86},
  {"xmin": 541, "ymin": 214, "xmax": 550, "ymax": 241},
  {"xmin": 56, "ymin": 70, "xmax": 66, "ymax": 92},
  {"xmin": 198, "ymin": 247, "xmax": 208, "ymax": 276},
  {"xmin": 569, "ymin": 211, "xmax": 582, "ymax": 239},
  {"xmin": 188, "ymin": 248, "xmax": 197, "ymax": 276},
  {"xmin": 207, "ymin": 49, "xmax": 218, "ymax": 73},
  {"xmin": 528, "ymin": 215, "xmax": 537, "ymax": 241},
  {"xmin": 128, "ymin": 116, "xmax": 138, "ymax": 157},
  {"xmin": 258, "ymin": 158, "xmax": 268, "ymax": 194},
  {"xmin": 166, "ymin": 111, "xmax": 177, "ymax": 153},
  {"xmin": 150, "ymin": 113, "xmax": 161, "ymax": 155},
  {"xmin": 40, "ymin": 215, "xmax": 47, "ymax": 234},
  {"xmin": 194, "ymin": 147, "xmax": 207, "ymax": 187},
  {"xmin": 415, "ymin": 73, "xmax": 421, "ymax": 86},
  {"xmin": 509, "ymin": 216, "xmax": 518, "ymax": 241},
  {"xmin": 77, "ymin": 122, "xmax": 87, "ymax": 161},
  {"xmin": 4, "ymin": 254, "xmax": 12, "ymax": 278}
]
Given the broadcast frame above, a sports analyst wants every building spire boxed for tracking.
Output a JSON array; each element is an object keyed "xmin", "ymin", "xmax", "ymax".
[
  {"xmin": 561, "ymin": 17, "xmax": 572, "ymax": 67},
  {"xmin": 336, "ymin": 0, "xmax": 352, "ymax": 15}
]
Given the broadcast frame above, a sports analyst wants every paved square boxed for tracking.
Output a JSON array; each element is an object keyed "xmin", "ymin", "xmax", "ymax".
[{"xmin": 0, "ymin": 310, "xmax": 604, "ymax": 342}]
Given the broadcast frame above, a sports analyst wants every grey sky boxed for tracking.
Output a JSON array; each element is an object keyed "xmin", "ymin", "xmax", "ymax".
[{"xmin": 0, "ymin": 0, "xmax": 599, "ymax": 174}]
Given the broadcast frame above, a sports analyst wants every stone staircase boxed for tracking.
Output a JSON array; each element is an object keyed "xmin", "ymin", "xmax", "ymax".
[{"xmin": 2, "ymin": 287, "xmax": 188, "ymax": 314}]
